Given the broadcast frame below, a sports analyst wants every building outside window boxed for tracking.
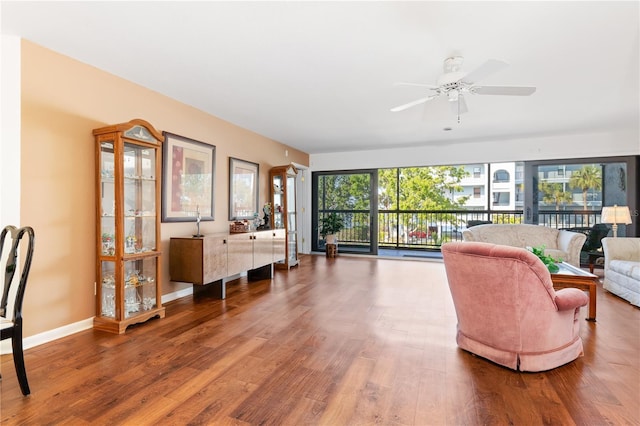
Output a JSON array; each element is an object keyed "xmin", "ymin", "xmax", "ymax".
[
  {"xmin": 493, "ymin": 191, "xmax": 510, "ymax": 206},
  {"xmin": 537, "ymin": 163, "xmax": 603, "ymax": 210},
  {"xmin": 493, "ymin": 169, "xmax": 510, "ymax": 183}
]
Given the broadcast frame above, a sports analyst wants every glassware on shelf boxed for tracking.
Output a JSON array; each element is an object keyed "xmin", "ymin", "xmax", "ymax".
[
  {"xmin": 94, "ymin": 119, "xmax": 165, "ymax": 333},
  {"xmin": 101, "ymin": 233, "xmax": 115, "ymax": 255},
  {"xmin": 101, "ymin": 287, "xmax": 115, "ymax": 317},
  {"xmin": 124, "ymin": 284, "xmax": 141, "ymax": 317},
  {"xmin": 269, "ymin": 164, "xmax": 299, "ymax": 269},
  {"xmin": 101, "ymin": 273, "xmax": 116, "ymax": 317},
  {"xmin": 142, "ymin": 297, "xmax": 156, "ymax": 311}
]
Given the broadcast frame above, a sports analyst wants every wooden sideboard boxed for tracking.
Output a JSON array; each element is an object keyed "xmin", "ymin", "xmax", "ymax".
[{"xmin": 169, "ymin": 229, "xmax": 286, "ymax": 299}]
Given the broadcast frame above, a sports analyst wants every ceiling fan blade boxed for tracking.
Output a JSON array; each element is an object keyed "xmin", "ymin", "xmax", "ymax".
[
  {"xmin": 473, "ymin": 86, "xmax": 537, "ymax": 96},
  {"xmin": 393, "ymin": 82, "xmax": 439, "ymax": 90},
  {"xmin": 390, "ymin": 95, "xmax": 438, "ymax": 112},
  {"xmin": 460, "ymin": 59, "xmax": 509, "ymax": 84},
  {"xmin": 449, "ymin": 95, "xmax": 469, "ymax": 115},
  {"xmin": 458, "ymin": 95, "xmax": 469, "ymax": 114}
]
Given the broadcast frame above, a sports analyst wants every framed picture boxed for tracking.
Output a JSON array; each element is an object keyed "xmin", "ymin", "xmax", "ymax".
[
  {"xmin": 162, "ymin": 132, "xmax": 215, "ymax": 222},
  {"xmin": 229, "ymin": 157, "xmax": 259, "ymax": 220}
]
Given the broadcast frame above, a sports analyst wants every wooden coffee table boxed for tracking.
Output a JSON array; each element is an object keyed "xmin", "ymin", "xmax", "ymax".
[{"xmin": 550, "ymin": 262, "xmax": 598, "ymax": 321}]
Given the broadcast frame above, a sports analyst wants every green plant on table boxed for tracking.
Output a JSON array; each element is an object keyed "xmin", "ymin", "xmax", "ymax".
[{"xmin": 529, "ymin": 245, "xmax": 561, "ymax": 273}]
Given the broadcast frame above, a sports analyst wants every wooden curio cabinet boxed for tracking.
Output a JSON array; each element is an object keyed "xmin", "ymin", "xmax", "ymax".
[
  {"xmin": 270, "ymin": 164, "xmax": 298, "ymax": 269},
  {"xmin": 93, "ymin": 119, "xmax": 165, "ymax": 334}
]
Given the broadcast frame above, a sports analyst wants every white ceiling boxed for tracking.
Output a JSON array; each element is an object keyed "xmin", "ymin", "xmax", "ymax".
[{"xmin": 2, "ymin": 1, "xmax": 639, "ymax": 154}]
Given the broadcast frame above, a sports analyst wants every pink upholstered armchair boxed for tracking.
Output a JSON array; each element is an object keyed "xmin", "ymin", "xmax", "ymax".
[{"xmin": 441, "ymin": 241, "xmax": 589, "ymax": 372}]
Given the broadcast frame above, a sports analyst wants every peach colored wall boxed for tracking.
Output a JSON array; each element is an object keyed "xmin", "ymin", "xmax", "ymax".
[{"xmin": 20, "ymin": 41, "xmax": 308, "ymax": 338}]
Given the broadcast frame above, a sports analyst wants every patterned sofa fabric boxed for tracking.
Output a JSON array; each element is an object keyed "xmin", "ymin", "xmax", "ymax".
[
  {"xmin": 462, "ymin": 223, "xmax": 586, "ymax": 267},
  {"xmin": 602, "ymin": 237, "xmax": 640, "ymax": 307}
]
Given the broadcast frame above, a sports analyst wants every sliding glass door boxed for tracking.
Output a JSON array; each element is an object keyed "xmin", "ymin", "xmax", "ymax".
[
  {"xmin": 312, "ymin": 170, "xmax": 377, "ymax": 254},
  {"xmin": 525, "ymin": 158, "xmax": 633, "ymax": 235},
  {"xmin": 312, "ymin": 156, "xmax": 637, "ymax": 256}
]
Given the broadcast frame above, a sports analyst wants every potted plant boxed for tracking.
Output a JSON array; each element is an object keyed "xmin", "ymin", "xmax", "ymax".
[
  {"xmin": 319, "ymin": 212, "xmax": 344, "ymax": 245},
  {"xmin": 529, "ymin": 245, "xmax": 562, "ymax": 273}
]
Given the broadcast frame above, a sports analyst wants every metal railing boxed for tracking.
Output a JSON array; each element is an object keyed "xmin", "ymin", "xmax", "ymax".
[
  {"xmin": 538, "ymin": 210, "xmax": 601, "ymax": 229},
  {"xmin": 320, "ymin": 209, "xmax": 603, "ymax": 251},
  {"xmin": 377, "ymin": 210, "xmax": 523, "ymax": 250}
]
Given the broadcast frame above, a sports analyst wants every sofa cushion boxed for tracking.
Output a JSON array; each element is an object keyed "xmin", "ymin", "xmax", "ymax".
[
  {"xmin": 544, "ymin": 249, "xmax": 567, "ymax": 262},
  {"xmin": 465, "ymin": 224, "xmax": 561, "ymax": 249},
  {"xmin": 602, "ymin": 237, "xmax": 640, "ymax": 308},
  {"xmin": 462, "ymin": 224, "xmax": 586, "ymax": 267},
  {"xmin": 512, "ymin": 226, "xmax": 562, "ymax": 249},
  {"xmin": 609, "ymin": 260, "xmax": 640, "ymax": 281}
]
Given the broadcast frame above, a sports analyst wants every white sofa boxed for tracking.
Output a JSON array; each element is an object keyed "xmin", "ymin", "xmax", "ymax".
[
  {"xmin": 602, "ymin": 237, "xmax": 640, "ymax": 307},
  {"xmin": 462, "ymin": 224, "xmax": 586, "ymax": 267}
]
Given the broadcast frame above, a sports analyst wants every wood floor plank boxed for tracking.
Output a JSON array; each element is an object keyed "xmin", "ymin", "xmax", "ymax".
[
  {"xmin": 280, "ymin": 396, "xmax": 326, "ymax": 425},
  {"xmin": 414, "ymin": 368, "xmax": 447, "ymax": 425},
  {"xmin": 519, "ymin": 373, "xmax": 575, "ymax": 425},
  {"xmin": 113, "ymin": 395, "xmax": 185, "ymax": 425},
  {"xmin": 1, "ymin": 254, "xmax": 639, "ymax": 425},
  {"xmin": 316, "ymin": 356, "xmax": 373, "ymax": 425},
  {"xmin": 368, "ymin": 343, "xmax": 402, "ymax": 389},
  {"xmin": 91, "ymin": 367, "xmax": 203, "ymax": 425},
  {"xmin": 385, "ymin": 346, "xmax": 424, "ymax": 425}
]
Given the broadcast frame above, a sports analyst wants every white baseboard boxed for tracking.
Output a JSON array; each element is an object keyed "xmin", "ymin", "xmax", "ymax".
[
  {"xmin": 0, "ymin": 287, "xmax": 194, "ymax": 355},
  {"xmin": 162, "ymin": 286, "xmax": 193, "ymax": 303}
]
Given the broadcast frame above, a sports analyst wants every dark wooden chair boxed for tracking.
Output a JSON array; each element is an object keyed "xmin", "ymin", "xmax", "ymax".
[
  {"xmin": 582, "ymin": 224, "xmax": 611, "ymax": 252},
  {"xmin": 560, "ymin": 224, "xmax": 610, "ymax": 251},
  {"xmin": 0, "ymin": 225, "xmax": 35, "ymax": 396},
  {"xmin": 561, "ymin": 223, "xmax": 611, "ymax": 267}
]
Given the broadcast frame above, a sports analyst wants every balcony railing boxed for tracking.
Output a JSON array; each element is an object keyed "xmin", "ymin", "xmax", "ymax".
[
  {"xmin": 321, "ymin": 209, "xmax": 603, "ymax": 251},
  {"xmin": 538, "ymin": 210, "xmax": 601, "ymax": 229},
  {"xmin": 377, "ymin": 210, "xmax": 523, "ymax": 250}
]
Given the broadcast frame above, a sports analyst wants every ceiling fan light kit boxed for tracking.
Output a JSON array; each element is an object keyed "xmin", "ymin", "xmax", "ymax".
[{"xmin": 390, "ymin": 56, "xmax": 536, "ymax": 122}]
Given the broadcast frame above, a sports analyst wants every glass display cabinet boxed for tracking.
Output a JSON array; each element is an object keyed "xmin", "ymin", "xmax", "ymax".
[
  {"xmin": 93, "ymin": 119, "xmax": 165, "ymax": 334},
  {"xmin": 270, "ymin": 164, "xmax": 298, "ymax": 269}
]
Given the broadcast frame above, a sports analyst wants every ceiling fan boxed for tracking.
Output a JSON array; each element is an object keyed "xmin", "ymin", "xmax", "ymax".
[{"xmin": 390, "ymin": 56, "xmax": 536, "ymax": 121}]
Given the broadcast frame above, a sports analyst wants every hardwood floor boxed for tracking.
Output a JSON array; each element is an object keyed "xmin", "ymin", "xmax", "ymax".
[{"xmin": 2, "ymin": 255, "xmax": 639, "ymax": 425}]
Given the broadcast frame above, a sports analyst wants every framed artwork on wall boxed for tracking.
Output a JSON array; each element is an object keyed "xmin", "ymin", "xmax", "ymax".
[
  {"xmin": 162, "ymin": 132, "xmax": 215, "ymax": 222},
  {"xmin": 229, "ymin": 157, "xmax": 259, "ymax": 220}
]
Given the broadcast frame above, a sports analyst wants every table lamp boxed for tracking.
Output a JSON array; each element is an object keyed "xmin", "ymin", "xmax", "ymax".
[{"xmin": 601, "ymin": 205, "xmax": 632, "ymax": 238}]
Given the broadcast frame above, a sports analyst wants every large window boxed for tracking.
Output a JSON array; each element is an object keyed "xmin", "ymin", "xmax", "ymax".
[
  {"xmin": 527, "ymin": 159, "xmax": 634, "ymax": 232},
  {"xmin": 536, "ymin": 163, "xmax": 603, "ymax": 211},
  {"xmin": 313, "ymin": 171, "xmax": 376, "ymax": 254},
  {"xmin": 312, "ymin": 156, "xmax": 637, "ymax": 253}
]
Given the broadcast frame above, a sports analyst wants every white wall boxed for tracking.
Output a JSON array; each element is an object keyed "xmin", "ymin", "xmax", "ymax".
[{"xmin": 309, "ymin": 129, "xmax": 639, "ymax": 172}]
